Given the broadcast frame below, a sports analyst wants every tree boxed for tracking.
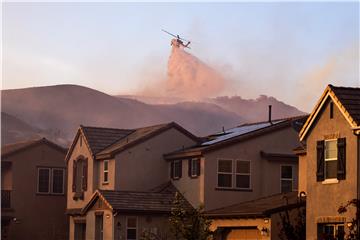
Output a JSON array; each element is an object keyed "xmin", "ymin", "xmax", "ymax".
[
  {"xmin": 169, "ymin": 192, "xmax": 213, "ymax": 240},
  {"xmin": 338, "ymin": 199, "xmax": 360, "ymax": 240}
]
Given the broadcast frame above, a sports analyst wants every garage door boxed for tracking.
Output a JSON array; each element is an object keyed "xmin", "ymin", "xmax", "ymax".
[{"xmin": 227, "ymin": 228, "xmax": 262, "ymax": 240}]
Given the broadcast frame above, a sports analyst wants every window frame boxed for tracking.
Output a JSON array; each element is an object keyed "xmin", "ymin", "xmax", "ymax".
[
  {"xmin": 51, "ymin": 168, "xmax": 65, "ymax": 195},
  {"xmin": 318, "ymin": 223, "xmax": 345, "ymax": 240},
  {"xmin": 324, "ymin": 139, "xmax": 338, "ymax": 180},
  {"xmin": 235, "ymin": 160, "xmax": 251, "ymax": 190},
  {"xmin": 126, "ymin": 216, "xmax": 138, "ymax": 240},
  {"xmin": 103, "ymin": 160, "xmax": 109, "ymax": 184},
  {"xmin": 173, "ymin": 160, "xmax": 182, "ymax": 179},
  {"xmin": 217, "ymin": 159, "xmax": 233, "ymax": 188},
  {"xmin": 280, "ymin": 164, "xmax": 293, "ymax": 193},
  {"xmin": 190, "ymin": 158, "xmax": 199, "ymax": 177},
  {"xmin": 37, "ymin": 167, "xmax": 51, "ymax": 194}
]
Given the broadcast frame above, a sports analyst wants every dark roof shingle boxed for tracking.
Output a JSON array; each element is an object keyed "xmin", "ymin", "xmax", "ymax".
[{"xmin": 330, "ymin": 85, "xmax": 360, "ymax": 125}]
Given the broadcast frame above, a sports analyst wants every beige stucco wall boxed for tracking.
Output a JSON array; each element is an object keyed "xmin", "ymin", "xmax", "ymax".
[
  {"xmin": 2, "ymin": 143, "xmax": 68, "ymax": 240},
  {"xmin": 298, "ymin": 154, "xmax": 307, "ymax": 194},
  {"xmin": 210, "ymin": 218, "xmax": 271, "ymax": 240},
  {"xmin": 67, "ymin": 134, "xmax": 98, "ymax": 210},
  {"xmin": 115, "ymin": 127, "xmax": 197, "ymax": 191},
  {"xmin": 204, "ymin": 126, "xmax": 300, "ymax": 210},
  {"xmin": 171, "ymin": 156, "xmax": 204, "ymax": 208},
  {"xmin": 304, "ymin": 100, "xmax": 357, "ymax": 240}
]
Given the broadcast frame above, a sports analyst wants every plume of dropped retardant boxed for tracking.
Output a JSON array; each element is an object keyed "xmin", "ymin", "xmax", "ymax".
[{"xmin": 166, "ymin": 46, "xmax": 226, "ymax": 100}]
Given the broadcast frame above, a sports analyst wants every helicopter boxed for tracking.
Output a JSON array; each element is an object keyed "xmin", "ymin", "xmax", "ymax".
[{"xmin": 162, "ymin": 29, "xmax": 191, "ymax": 49}]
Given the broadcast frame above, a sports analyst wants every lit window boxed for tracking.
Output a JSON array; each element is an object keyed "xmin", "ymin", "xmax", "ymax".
[
  {"xmin": 103, "ymin": 160, "xmax": 109, "ymax": 183},
  {"xmin": 235, "ymin": 160, "xmax": 251, "ymax": 189},
  {"xmin": 217, "ymin": 160, "xmax": 232, "ymax": 188},
  {"xmin": 325, "ymin": 140, "xmax": 338, "ymax": 179},
  {"xmin": 281, "ymin": 165, "xmax": 293, "ymax": 193},
  {"xmin": 127, "ymin": 217, "xmax": 137, "ymax": 240}
]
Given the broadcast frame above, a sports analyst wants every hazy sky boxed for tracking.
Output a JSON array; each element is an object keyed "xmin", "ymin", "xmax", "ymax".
[{"xmin": 2, "ymin": 2, "xmax": 359, "ymax": 111}]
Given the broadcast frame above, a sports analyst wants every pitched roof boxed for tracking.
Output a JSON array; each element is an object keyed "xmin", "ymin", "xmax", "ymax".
[
  {"xmin": 80, "ymin": 126, "xmax": 134, "ymax": 154},
  {"xmin": 299, "ymin": 85, "xmax": 360, "ymax": 141},
  {"xmin": 82, "ymin": 182, "xmax": 193, "ymax": 214},
  {"xmin": 96, "ymin": 122, "xmax": 199, "ymax": 159},
  {"xmin": 164, "ymin": 116, "xmax": 307, "ymax": 160},
  {"xmin": 2, "ymin": 138, "xmax": 67, "ymax": 159},
  {"xmin": 65, "ymin": 122, "xmax": 198, "ymax": 162},
  {"xmin": 205, "ymin": 191, "xmax": 301, "ymax": 218}
]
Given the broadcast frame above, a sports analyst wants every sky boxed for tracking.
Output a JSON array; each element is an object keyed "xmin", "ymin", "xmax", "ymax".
[{"xmin": 2, "ymin": 2, "xmax": 359, "ymax": 111}]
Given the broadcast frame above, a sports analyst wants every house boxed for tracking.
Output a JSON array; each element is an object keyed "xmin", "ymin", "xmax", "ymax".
[
  {"xmin": 1, "ymin": 138, "xmax": 68, "ymax": 240},
  {"xmin": 65, "ymin": 122, "xmax": 198, "ymax": 240},
  {"xmin": 164, "ymin": 115, "xmax": 307, "ymax": 211},
  {"xmin": 297, "ymin": 85, "xmax": 360, "ymax": 240},
  {"xmin": 206, "ymin": 191, "xmax": 305, "ymax": 240}
]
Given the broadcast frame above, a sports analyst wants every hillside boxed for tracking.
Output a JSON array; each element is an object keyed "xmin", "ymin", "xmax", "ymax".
[{"xmin": 1, "ymin": 85, "xmax": 243, "ymax": 145}]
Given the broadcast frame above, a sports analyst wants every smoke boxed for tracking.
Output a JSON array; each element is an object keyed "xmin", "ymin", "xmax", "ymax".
[{"xmin": 165, "ymin": 46, "xmax": 226, "ymax": 100}]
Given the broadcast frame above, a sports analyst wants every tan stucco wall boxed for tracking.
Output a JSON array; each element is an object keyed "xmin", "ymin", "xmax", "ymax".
[
  {"xmin": 171, "ymin": 156, "xmax": 204, "ymax": 208},
  {"xmin": 2, "ymin": 143, "xmax": 68, "ymax": 240},
  {"xmin": 298, "ymin": 154, "xmax": 307, "ymax": 194},
  {"xmin": 115, "ymin": 127, "xmax": 197, "ymax": 191},
  {"xmin": 210, "ymin": 218, "xmax": 271, "ymax": 240},
  {"xmin": 204, "ymin": 126, "xmax": 300, "ymax": 210},
  {"xmin": 67, "ymin": 134, "xmax": 98, "ymax": 210},
  {"xmin": 304, "ymin": 100, "xmax": 358, "ymax": 240}
]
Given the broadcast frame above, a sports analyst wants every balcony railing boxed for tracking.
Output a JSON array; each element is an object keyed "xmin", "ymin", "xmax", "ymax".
[{"xmin": 1, "ymin": 190, "xmax": 11, "ymax": 209}]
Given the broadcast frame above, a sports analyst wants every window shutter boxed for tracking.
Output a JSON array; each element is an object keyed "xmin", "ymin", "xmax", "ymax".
[
  {"xmin": 196, "ymin": 159, "xmax": 201, "ymax": 176},
  {"xmin": 170, "ymin": 161, "xmax": 174, "ymax": 179},
  {"xmin": 188, "ymin": 159, "xmax": 192, "ymax": 176},
  {"xmin": 179, "ymin": 160, "xmax": 182, "ymax": 178},
  {"xmin": 316, "ymin": 140, "xmax": 325, "ymax": 182},
  {"xmin": 82, "ymin": 159, "xmax": 88, "ymax": 191},
  {"xmin": 337, "ymin": 138, "xmax": 346, "ymax": 180},
  {"xmin": 72, "ymin": 161, "xmax": 77, "ymax": 192}
]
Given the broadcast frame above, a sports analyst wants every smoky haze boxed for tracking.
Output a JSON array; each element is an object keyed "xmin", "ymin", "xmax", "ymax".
[{"xmin": 165, "ymin": 46, "xmax": 226, "ymax": 100}]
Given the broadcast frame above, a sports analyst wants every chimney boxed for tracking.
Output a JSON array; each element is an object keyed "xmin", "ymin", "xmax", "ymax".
[{"xmin": 268, "ymin": 105, "xmax": 272, "ymax": 123}]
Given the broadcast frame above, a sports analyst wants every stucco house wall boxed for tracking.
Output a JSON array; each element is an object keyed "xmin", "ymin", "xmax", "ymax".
[
  {"xmin": 303, "ymin": 100, "xmax": 358, "ymax": 240},
  {"xmin": 3, "ymin": 143, "xmax": 68, "ymax": 240},
  {"xmin": 114, "ymin": 127, "xmax": 197, "ymax": 191},
  {"xmin": 204, "ymin": 126, "xmax": 300, "ymax": 210}
]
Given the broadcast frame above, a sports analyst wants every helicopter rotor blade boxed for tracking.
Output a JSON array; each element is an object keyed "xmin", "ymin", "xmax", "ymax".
[{"xmin": 162, "ymin": 29, "xmax": 178, "ymax": 38}]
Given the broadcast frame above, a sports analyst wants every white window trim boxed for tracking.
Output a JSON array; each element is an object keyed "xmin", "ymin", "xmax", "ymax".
[
  {"xmin": 191, "ymin": 158, "xmax": 199, "ymax": 177},
  {"xmin": 173, "ymin": 160, "xmax": 182, "ymax": 179},
  {"xmin": 324, "ymin": 139, "xmax": 338, "ymax": 180},
  {"xmin": 235, "ymin": 159, "xmax": 251, "ymax": 190},
  {"xmin": 217, "ymin": 159, "xmax": 233, "ymax": 188},
  {"xmin": 37, "ymin": 167, "xmax": 51, "ymax": 194},
  {"xmin": 51, "ymin": 168, "xmax": 65, "ymax": 195},
  {"xmin": 103, "ymin": 160, "xmax": 109, "ymax": 184},
  {"xmin": 126, "ymin": 216, "xmax": 138, "ymax": 240},
  {"xmin": 280, "ymin": 164, "xmax": 293, "ymax": 193}
]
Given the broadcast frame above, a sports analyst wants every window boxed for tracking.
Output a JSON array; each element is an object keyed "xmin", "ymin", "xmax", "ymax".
[
  {"xmin": 52, "ymin": 168, "xmax": 65, "ymax": 194},
  {"xmin": 72, "ymin": 158, "xmax": 88, "ymax": 196},
  {"xmin": 171, "ymin": 160, "xmax": 182, "ymax": 179},
  {"xmin": 217, "ymin": 160, "xmax": 233, "ymax": 188},
  {"xmin": 235, "ymin": 160, "xmax": 251, "ymax": 189},
  {"xmin": 189, "ymin": 158, "xmax": 200, "ymax": 177},
  {"xmin": 281, "ymin": 165, "xmax": 293, "ymax": 193},
  {"xmin": 37, "ymin": 167, "xmax": 65, "ymax": 194},
  {"xmin": 127, "ymin": 217, "xmax": 137, "ymax": 240},
  {"xmin": 318, "ymin": 223, "xmax": 344, "ymax": 240},
  {"xmin": 38, "ymin": 168, "xmax": 50, "ymax": 193},
  {"xmin": 103, "ymin": 160, "xmax": 109, "ymax": 183},
  {"xmin": 325, "ymin": 140, "xmax": 338, "ymax": 179}
]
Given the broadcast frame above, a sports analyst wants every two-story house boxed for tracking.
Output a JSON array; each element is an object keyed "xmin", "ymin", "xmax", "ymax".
[
  {"xmin": 164, "ymin": 115, "xmax": 307, "ymax": 238},
  {"xmin": 297, "ymin": 85, "xmax": 360, "ymax": 240},
  {"xmin": 65, "ymin": 122, "xmax": 198, "ymax": 240},
  {"xmin": 1, "ymin": 138, "xmax": 68, "ymax": 240}
]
